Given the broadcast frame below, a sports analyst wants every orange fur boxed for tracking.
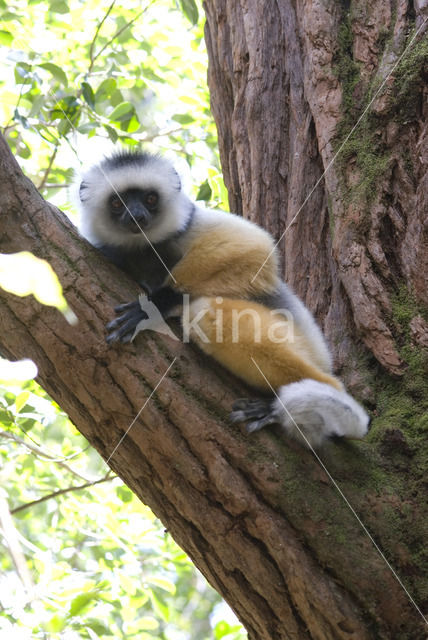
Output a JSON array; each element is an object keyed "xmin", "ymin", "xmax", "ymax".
[
  {"xmin": 186, "ymin": 298, "xmax": 343, "ymax": 392},
  {"xmin": 169, "ymin": 224, "xmax": 280, "ymax": 298}
]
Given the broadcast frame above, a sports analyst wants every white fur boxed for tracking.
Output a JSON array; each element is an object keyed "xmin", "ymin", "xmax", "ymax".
[
  {"xmin": 76, "ymin": 157, "xmax": 192, "ymax": 247},
  {"xmin": 274, "ymin": 379, "xmax": 370, "ymax": 448}
]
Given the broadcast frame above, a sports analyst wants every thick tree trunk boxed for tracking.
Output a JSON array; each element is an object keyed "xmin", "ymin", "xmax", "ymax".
[
  {"xmin": 204, "ymin": 0, "xmax": 428, "ymax": 386},
  {"xmin": 0, "ymin": 0, "xmax": 426, "ymax": 640},
  {"xmin": 202, "ymin": 2, "xmax": 428, "ymax": 636}
]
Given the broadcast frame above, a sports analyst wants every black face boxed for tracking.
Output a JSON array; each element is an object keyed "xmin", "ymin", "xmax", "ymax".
[{"xmin": 108, "ymin": 187, "xmax": 160, "ymax": 234}]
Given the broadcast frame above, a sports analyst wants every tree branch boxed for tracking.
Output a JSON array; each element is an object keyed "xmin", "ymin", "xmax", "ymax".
[
  {"xmin": 0, "ymin": 429, "xmax": 93, "ymax": 482},
  {"xmin": 0, "ymin": 488, "xmax": 34, "ymax": 595},
  {"xmin": 10, "ymin": 472, "xmax": 114, "ymax": 515},
  {"xmin": 37, "ymin": 144, "xmax": 59, "ymax": 191},
  {"xmin": 88, "ymin": 0, "xmax": 117, "ymax": 75},
  {"xmin": 87, "ymin": 1, "xmax": 155, "ymax": 76}
]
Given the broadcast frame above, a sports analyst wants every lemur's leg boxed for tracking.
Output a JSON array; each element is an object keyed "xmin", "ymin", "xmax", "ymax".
[{"xmin": 185, "ymin": 297, "xmax": 343, "ymax": 392}]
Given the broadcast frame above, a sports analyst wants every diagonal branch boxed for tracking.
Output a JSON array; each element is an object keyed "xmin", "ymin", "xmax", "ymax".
[{"xmin": 10, "ymin": 473, "xmax": 114, "ymax": 515}]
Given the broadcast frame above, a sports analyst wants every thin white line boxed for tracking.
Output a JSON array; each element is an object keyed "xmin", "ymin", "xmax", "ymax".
[
  {"xmin": 251, "ymin": 16, "xmax": 428, "ymax": 284},
  {"xmin": 250, "ymin": 356, "xmax": 428, "ymax": 626},
  {"xmin": 106, "ymin": 357, "xmax": 177, "ymax": 464}
]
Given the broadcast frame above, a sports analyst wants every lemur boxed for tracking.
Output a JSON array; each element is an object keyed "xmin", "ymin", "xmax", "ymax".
[{"xmin": 76, "ymin": 150, "xmax": 370, "ymax": 448}]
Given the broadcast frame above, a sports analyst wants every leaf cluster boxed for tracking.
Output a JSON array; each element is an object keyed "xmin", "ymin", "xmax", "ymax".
[{"xmin": 0, "ymin": 0, "xmax": 228, "ymax": 208}]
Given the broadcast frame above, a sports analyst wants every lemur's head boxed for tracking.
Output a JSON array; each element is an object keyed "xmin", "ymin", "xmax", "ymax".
[{"xmin": 77, "ymin": 151, "xmax": 193, "ymax": 247}]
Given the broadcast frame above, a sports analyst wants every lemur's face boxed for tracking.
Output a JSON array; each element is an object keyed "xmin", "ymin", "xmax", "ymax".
[
  {"xmin": 78, "ymin": 152, "xmax": 190, "ymax": 246},
  {"xmin": 108, "ymin": 187, "xmax": 160, "ymax": 234}
]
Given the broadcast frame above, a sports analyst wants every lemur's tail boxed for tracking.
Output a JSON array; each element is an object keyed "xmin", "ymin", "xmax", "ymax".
[
  {"xmin": 273, "ymin": 379, "xmax": 370, "ymax": 448},
  {"xmin": 230, "ymin": 379, "xmax": 370, "ymax": 449}
]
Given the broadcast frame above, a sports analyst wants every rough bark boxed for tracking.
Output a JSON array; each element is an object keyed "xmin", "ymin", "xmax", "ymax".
[
  {"xmin": 201, "ymin": 2, "xmax": 428, "ymax": 636},
  {"xmin": 0, "ymin": 123, "xmax": 426, "ymax": 640},
  {"xmin": 204, "ymin": 0, "xmax": 428, "ymax": 387}
]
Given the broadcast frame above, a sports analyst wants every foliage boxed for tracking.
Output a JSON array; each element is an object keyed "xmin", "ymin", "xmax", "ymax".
[
  {"xmin": 0, "ymin": 0, "xmax": 244, "ymax": 637},
  {"xmin": 0, "ymin": 0, "xmax": 228, "ymax": 209},
  {"xmin": 332, "ymin": 6, "xmax": 390, "ymax": 204},
  {"xmin": 0, "ymin": 372, "xmax": 245, "ymax": 639}
]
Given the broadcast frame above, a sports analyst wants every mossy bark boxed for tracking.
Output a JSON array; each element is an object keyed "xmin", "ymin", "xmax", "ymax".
[
  {"xmin": 204, "ymin": 0, "xmax": 428, "ymax": 383},
  {"xmin": 205, "ymin": 0, "xmax": 428, "ymax": 635}
]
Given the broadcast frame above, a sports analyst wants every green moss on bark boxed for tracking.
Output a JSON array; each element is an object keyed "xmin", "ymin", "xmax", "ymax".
[
  {"xmin": 333, "ymin": 15, "xmax": 426, "ymax": 205},
  {"xmin": 392, "ymin": 32, "xmax": 428, "ymax": 123}
]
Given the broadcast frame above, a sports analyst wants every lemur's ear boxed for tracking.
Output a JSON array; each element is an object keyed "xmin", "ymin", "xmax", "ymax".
[{"xmin": 79, "ymin": 181, "xmax": 88, "ymax": 202}]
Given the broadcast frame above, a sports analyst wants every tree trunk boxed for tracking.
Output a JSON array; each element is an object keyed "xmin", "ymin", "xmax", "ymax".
[
  {"xmin": 204, "ymin": 0, "xmax": 428, "ymax": 384},
  {"xmin": 202, "ymin": 1, "xmax": 428, "ymax": 636},
  {"xmin": 0, "ymin": 1, "xmax": 427, "ymax": 634}
]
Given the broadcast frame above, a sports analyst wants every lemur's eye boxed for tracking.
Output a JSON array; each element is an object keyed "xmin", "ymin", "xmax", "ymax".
[
  {"xmin": 145, "ymin": 191, "xmax": 158, "ymax": 209},
  {"xmin": 110, "ymin": 197, "xmax": 123, "ymax": 210}
]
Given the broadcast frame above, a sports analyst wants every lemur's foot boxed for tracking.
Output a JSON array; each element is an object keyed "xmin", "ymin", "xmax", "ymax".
[
  {"xmin": 106, "ymin": 300, "xmax": 147, "ymax": 343},
  {"xmin": 230, "ymin": 398, "xmax": 281, "ymax": 434}
]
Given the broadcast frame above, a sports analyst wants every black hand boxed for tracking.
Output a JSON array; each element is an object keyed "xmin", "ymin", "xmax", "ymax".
[{"xmin": 106, "ymin": 300, "xmax": 148, "ymax": 344}]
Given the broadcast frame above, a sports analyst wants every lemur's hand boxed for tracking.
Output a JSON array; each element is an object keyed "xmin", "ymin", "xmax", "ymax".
[
  {"xmin": 106, "ymin": 300, "xmax": 148, "ymax": 343},
  {"xmin": 230, "ymin": 398, "xmax": 282, "ymax": 433},
  {"xmin": 106, "ymin": 291, "xmax": 180, "ymax": 344}
]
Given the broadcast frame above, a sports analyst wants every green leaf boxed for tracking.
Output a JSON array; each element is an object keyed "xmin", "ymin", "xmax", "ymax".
[
  {"xmin": 127, "ymin": 616, "xmax": 159, "ymax": 632},
  {"xmin": 95, "ymin": 78, "xmax": 117, "ymax": 103},
  {"xmin": 69, "ymin": 593, "xmax": 94, "ymax": 617},
  {"xmin": 16, "ymin": 141, "xmax": 32, "ymax": 159},
  {"xmin": 81, "ymin": 81, "xmax": 95, "ymax": 109},
  {"xmin": 68, "ymin": 585, "xmax": 108, "ymax": 618},
  {"xmin": 35, "ymin": 124, "xmax": 59, "ymax": 145},
  {"xmin": 104, "ymin": 125, "xmax": 118, "ymax": 143},
  {"xmin": 45, "ymin": 614, "xmax": 67, "ymax": 633},
  {"xmin": 77, "ymin": 122, "xmax": 97, "ymax": 135},
  {"xmin": 179, "ymin": 0, "xmax": 199, "ymax": 25},
  {"xmin": 124, "ymin": 113, "xmax": 140, "ymax": 133},
  {"xmin": 196, "ymin": 179, "xmax": 212, "ymax": 202},
  {"xmin": 14, "ymin": 62, "xmax": 33, "ymax": 84},
  {"xmin": 49, "ymin": 0, "xmax": 69, "ymax": 13},
  {"xmin": 116, "ymin": 485, "xmax": 133, "ymax": 503},
  {"xmin": 15, "ymin": 391, "xmax": 30, "ymax": 413},
  {"xmin": 0, "ymin": 30, "xmax": 13, "ymax": 45},
  {"xmin": 0, "ymin": 252, "xmax": 75, "ymax": 322},
  {"xmin": 109, "ymin": 101, "xmax": 134, "ymax": 122},
  {"xmin": 38, "ymin": 63, "xmax": 68, "ymax": 86},
  {"xmin": 147, "ymin": 576, "xmax": 176, "ymax": 594},
  {"xmin": 58, "ymin": 119, "xmax": 73, "ymax": 135},
  {"xmin": 149, "ymin": 591, "xmax": 170, "ymax": 622},
  {"xmin": 171, "ymin": 113, "xmax": 195, "ymax": 125},
  {"xmin": 0, "ymin": 408, "xmax": 13, "ymax": 426},
  {"xmin": 84, "ymin": 618, "xmax": 113, "ymax": 635},
  {"xmin": 14, "ymin": 109, "xmax": 29, "ymax": 129}
]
